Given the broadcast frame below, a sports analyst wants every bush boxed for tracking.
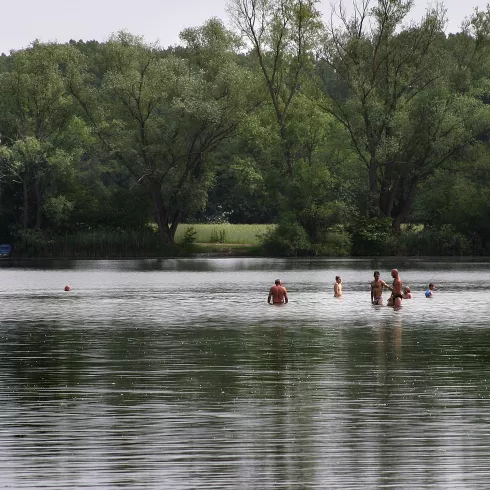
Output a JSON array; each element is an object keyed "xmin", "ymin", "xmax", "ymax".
[
  {"xmin": 401, "ymin": 225, "xmax": 472, "ymax": 256},
  {"xmin": 209, "ymin": 228, "xmax": 227, "ymax": 243},
  {"xmin": 178, "ymin": 226, "xmax": 198, "ymax": 254},
  {"xmin": 262, "ymin": 217, "xmax": 311, "ymax": 256},
  {"xmin": 312, "ymin": 225, "xmax": 352, "ymax": 256},
  {"xmin": 181, "ymin": 226, "xmax": 197, "ymax": 245},
  {"xmin": 350, "ymin": 218, "xmax": 401, "ymax": 256},
  {"xmin": 13, "ymin": 228, "xmax": 54, "ymax": 255}
]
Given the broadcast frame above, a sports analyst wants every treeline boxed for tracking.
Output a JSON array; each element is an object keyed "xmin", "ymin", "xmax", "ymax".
[{"xmin": 1, "ymin": 0, "xmax": 490, "ymax": 257}]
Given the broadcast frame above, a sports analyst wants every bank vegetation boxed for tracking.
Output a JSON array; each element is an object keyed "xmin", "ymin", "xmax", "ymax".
[{"xmin": 1, "ymin": 0, "xmax": 490, "ymax": 257}]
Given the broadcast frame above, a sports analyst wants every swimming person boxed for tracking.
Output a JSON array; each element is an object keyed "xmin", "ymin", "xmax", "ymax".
[
  {"xmin": 334, "ymin": 276, "xmax": 342, "ymax": 297},
  {"xmin": 268, "ymin": 279, "xmax": 288, "ymax": 305},
  {"xmin": 402, "ymin": 286, "xmax": 412, "ymax": 299},
  {"xmin": 371, "ymin": 270, "xmax": 391, "ymax": 305},
  {"xmin": 425, "ymin": 282, "xmax": 436, "ymax": 298}
]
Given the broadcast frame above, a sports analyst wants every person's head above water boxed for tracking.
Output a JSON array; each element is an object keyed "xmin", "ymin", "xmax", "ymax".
[
  {"xmin": 275, "ymin": 279, "xmax": 281, "ymax": 285},
  {"xmin": 335, "ymin": 276, "xmax": 341, "ymax": 282},
  {"xmin": 391, "ymin": 269, "xmax": 399, "ymax": 278},
  {"xmin": 425, "ymin": 283, "xmax": 435, "ymax": 297},
  {"xmin": 374, "ymin": 270, "xmax": 380, "ymax": 278},
  {"xmin": 403, "ymin": 286, "xmax": 411, "ymax": 293}
]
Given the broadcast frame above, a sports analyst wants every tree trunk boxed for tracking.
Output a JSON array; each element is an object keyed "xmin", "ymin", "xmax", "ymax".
[
  {"xmin": 34, "ymin": 180, "xmax": 43, "ymax": 229},
  {"xmin": 368, "ymin": 158, "xmax": 379, "ymax": 216},
  {"xmin": 391, "ymin": 178, "xmax": 417, "ymax": 232},
  {"xmin": 379, "ymin": 181, "xmax": 397, "ymax": 218},
  {"xmin": 23, "ymin": 175, "xmax": 29, "ymax": 230},
  {"xmin": 280, "ymin": 124, "xmax": 294, "ymax": 178},
  {"xmin": 392, "ymin": 196, "xmax": 413, "ymax": 232},
  {"xmin": 147, "ymin": 179, "xmax": 177, "ymax": 245},
  {"xmin": 379, "ymin": 160, "xmax": 401, "ymax": 218}
]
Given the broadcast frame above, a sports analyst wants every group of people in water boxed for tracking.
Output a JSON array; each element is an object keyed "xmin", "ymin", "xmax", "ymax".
[
  {"xmin": 369, "ymin": 269, "xmax": 408, "ymax": 307},
  {"xmin": 268, "ymin": 269, "xmax": 437, "ymax": 307}
]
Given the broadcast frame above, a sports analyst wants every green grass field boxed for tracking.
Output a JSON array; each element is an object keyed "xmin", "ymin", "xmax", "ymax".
[{"xmin": 175, "ymin": 224, "xmax": 273, "ymax": 244}]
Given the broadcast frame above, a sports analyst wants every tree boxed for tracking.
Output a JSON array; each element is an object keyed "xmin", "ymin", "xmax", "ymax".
[
  {"xmin": 412, "ymin": 6, "xmax": 490, "ymax": 252},
  {"xmin": 0, "ymin": 42, "xmax": 87, "ymax": 230},
  {"xmin": 69, "ymin": 21, "xmax": 257, "ymax": 244},
  {"xmin": 227, "ymin": 0, "xmax": 324, "ymax": 176},
  {"xmin": 317, "ymin": 0, "xmax": 490, "ymax": 230}
]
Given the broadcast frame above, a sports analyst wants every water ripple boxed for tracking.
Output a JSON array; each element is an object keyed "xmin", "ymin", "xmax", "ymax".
[{"xmin": 1, "ymin": 258, "xmax": 490, "ymax": 488}]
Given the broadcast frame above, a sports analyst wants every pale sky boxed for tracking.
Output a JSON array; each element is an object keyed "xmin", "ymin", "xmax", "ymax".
[{"xmin": 1, "ymin": 0, "xmax": 488, "ymax": 55}]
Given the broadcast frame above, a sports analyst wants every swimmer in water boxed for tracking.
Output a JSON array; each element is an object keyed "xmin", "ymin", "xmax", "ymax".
[{"xmin": 425, "ymin": 282, "xmax": 436, "ymax": 298}]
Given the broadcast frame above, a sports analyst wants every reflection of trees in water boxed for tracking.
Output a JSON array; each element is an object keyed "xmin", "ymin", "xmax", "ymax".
[
  {"xmin": 228, "ymin": 323, "xmax": 335, "ymax": 487},
  {"xmin": 374, "ymin": 315, "xmax": 403, "ymax": 365},
  {"xmin": 0, "ymin": 323, "xmax": 113, "ymax": 484},
  {"xmin": 353, "ymin": 318, "xmax": 490, "ymax": 487},
  {"xmin": 3, "ymin": 317, "xmax": 490, "ymax": 487}
]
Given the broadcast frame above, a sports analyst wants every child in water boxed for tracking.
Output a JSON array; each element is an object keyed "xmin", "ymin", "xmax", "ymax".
[{"xmin": 425, "ymin": 282, "xmax": 436, "ymax": 298}]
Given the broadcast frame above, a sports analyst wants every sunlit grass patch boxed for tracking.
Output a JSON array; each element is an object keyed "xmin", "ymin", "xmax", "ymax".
[{"xmin": 175, "ymin": 224, "xmax": 273, "ymax": 244}]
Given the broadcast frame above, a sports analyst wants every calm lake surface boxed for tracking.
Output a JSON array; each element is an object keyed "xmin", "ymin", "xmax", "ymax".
[{"xmin": 1, "ymin": 257, "xmax": 490, "ymax": 489}]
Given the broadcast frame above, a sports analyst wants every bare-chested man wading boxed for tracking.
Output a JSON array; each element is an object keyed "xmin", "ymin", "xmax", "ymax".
[
  {"xmin": 268, "ymin": 279, "xmax": 288, "ymax": 305},
  {"xmin": 387, "ymin": 269, "xmax": 403, "ymax": 308},
  {"xmin": 370, "ymin": 270, "xmax": 391, "ymax": 305}
]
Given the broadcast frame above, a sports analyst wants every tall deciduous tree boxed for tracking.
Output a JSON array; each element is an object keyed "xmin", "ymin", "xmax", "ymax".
[
  {"xmin": 70, "ymin": 20, "xmax": 257, "ymax": 244},
  {"xmin": 0, "ymin": 42, "xmax": 86, "ymax": 230},
  {"xmin": 317, "ymin": 0, "xmax": 490, "ymax": 230},
  {"xmin": 227, "ymin": 0, "xmax": 323, "ymax": 176}
]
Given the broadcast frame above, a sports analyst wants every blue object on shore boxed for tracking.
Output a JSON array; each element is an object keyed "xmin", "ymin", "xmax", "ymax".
[{"xmin": 0, "ymin": 244, "xmax": 12, "ymax": 257}]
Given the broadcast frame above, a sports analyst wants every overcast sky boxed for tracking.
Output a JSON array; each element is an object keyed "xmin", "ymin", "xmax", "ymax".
[{"xmin": 1, "ymin": 0, "xmax": 488, "ymax": 54}]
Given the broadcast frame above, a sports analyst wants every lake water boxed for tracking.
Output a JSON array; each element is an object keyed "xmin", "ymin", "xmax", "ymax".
[{"xmin": 1, "ymin": 257, "xmax": 490, "ymax": 489}]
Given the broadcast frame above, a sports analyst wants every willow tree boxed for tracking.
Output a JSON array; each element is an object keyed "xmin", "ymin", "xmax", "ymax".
[
  {"xmin": 227, "ymin": 0, "xmax": 324, "ymax": 177},
  {"xmin": 0, "ymin": 42, "xmax": 86, "ymax": 230},
  {"xmin": 317, "ymin": 0, "xmax": 490, "ymax": 230},
  {"xmin": 69, "ymin": 20, "xmax": 257, "ymax": 244}
]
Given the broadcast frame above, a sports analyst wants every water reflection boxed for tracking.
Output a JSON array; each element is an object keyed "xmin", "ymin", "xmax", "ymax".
[{"xmin": 1, "ymin": 258, "xmax": 490, "ymax": 488}]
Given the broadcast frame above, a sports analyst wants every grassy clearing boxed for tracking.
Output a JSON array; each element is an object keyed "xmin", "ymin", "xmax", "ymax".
[{"xmin": 175, "ymin": 224, "xmax": 273, "ymax": 244}]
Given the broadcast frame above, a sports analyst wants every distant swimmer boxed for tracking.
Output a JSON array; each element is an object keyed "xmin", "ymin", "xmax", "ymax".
[
  {"xmin": 402, "ymin": 286, "xmax": 412, "ymax": 299},
  {"xmin": 370, "ymin": 270, "xmax": 391, "ymax": 305},
  {"xmin": 387, "ymin": 269, "xmax": 403, "ymax": 308},
  {"xmin": 268, "ymin": 279, "xmax": 288, "ymax": 305},
  {"xmin": 425, "ymin": 282, "xmax": 436, "ymax": 298},
  {"xmin": 334, "ymin": 276, "xmax": 342, "ymax": 297}
]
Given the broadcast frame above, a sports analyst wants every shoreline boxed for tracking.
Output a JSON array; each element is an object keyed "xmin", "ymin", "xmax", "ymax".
[{"xmin": 3, "ymin": 253, "xmax": 490, "ymax": 261}]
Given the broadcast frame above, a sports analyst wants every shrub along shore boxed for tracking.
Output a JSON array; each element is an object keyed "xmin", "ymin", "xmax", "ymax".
[{"xmin": 5, "ymin": 222, "xmax": 479, "ymax": 258}]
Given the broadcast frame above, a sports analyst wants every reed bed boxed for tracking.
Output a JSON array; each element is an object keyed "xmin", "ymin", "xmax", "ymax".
[{"xmin": 26, "ymin": 229, "xmax": 171, "ymax": 258}]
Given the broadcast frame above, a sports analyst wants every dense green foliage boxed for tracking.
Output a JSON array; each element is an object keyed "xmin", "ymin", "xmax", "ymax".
[{"xmin": 1, "ymin": 1, "xmax": 490, "ymax": 257}]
